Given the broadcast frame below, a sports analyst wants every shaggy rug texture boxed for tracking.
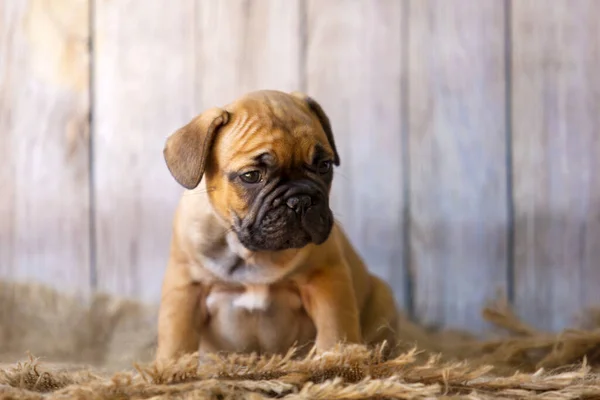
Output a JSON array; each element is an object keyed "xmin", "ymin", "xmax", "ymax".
[{"xmin": 1, "ymin": 281, "xmax": 600, "ymax": 399}]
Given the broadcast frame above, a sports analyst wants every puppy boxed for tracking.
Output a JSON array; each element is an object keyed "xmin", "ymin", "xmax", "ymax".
[{"xmin": 156, "ymin": 90, "xmax": 400, "ymax": 362}]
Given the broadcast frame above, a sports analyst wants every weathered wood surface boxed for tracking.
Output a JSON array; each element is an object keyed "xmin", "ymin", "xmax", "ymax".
[
  {"xmin": 306, "ymin": 0, "xmax": 408, "ymax": 305},
  {"xmin": 93, "ymin": 0, "xmax": 196, "ymax": 301},
  {"xmin": 2, "ymin": 0, "xmax": 600, "ymax": 332},
  {"xmin": 197, "ymin": 0, "xmax": 303, "ymax": 108},
  {"xmin": 408, "ymin": 0, "xmax": 508, "ymax": 331},
  {"xmin": 0, "ymin": 0, "xmax": 91, "ymax": 292},
  {"xmin": 512, "ymin": 0, "xmax": 600, "ymax": 331}
]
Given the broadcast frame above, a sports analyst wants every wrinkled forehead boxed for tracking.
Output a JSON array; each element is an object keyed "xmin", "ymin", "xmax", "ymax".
[{"xmin": 213, "ymin": 97, "xmax": 334, "ymax": 170}]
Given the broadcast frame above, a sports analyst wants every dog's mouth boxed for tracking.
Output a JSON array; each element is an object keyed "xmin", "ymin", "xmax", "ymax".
[{"xmin": 233, "ymin": 182, "xmax": 334, "ymax": 252}]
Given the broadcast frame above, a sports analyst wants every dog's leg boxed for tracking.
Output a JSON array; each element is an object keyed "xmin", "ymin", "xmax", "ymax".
[
  {"xmin": 360, "ymin": 274, "xmax": 400, "ymax": 358},
  {"xmin": 156, "ymin": 261, "xmax": 205, "ymax": 363},
  {"xmin": 299, "ymin": 265, "xmax": 362, "ymax": 351}
]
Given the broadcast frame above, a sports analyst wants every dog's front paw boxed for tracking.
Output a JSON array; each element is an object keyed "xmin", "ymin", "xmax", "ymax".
[
  {"xmin": 314, "ymin": 350, "xmax": 337, "ymax": 359},
  {"xmin": 312, "ymin": 342, "xmax": 370, "ymax": 362},
  {"xmin": 311, "ymin": 342, "xmax": 346, "ymax": 360}
]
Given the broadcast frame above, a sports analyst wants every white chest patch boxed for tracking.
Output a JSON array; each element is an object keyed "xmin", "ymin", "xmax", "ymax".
[
  {"xmin": 232, "ymin": 285, "xmax": 270, "ymax": 311},
  {"xmin": 206, "ymin": 285, "xmax": 271, "ymax": 313}
]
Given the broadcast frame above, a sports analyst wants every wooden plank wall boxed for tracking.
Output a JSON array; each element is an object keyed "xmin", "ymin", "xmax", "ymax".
[
  {"xmin": 93, "ymin": 1, "xmax": 197, "ymax": 302},
  {"xmin": 408, "ymin": 0, "xmax": 508, "ymax": 332},
  {"xmin": 512, "ymin": 0, "xmax": 600, "ymax": 331},
  {"xmin": 0, "ymin": 0, "xmax": 92, "ymax": 293},
  {"xmin": 1, "ymin": 0, "xmax": 599, "ymax": 332}
]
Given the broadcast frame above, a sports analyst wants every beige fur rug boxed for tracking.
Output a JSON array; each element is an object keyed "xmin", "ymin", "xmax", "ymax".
[{"xmin": 1, "ymin": 281, "xmax": 600, "ymax": 399}]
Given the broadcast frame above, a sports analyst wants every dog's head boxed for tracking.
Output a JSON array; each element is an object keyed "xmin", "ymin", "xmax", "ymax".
[{"xmin": 164, "ymin": 90, "xmax": 340, "ymax": 252}]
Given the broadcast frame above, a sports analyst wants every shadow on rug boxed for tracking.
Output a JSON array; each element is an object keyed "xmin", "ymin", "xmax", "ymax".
[{"xmin": 1, "ymin": 281, "xmax": 600, "ymax": 399}]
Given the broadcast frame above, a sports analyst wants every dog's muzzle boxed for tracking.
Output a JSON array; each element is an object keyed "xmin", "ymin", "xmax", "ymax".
[{"xmin": 234, "ymin": 180, "xmax": 334, "ymax": 252}]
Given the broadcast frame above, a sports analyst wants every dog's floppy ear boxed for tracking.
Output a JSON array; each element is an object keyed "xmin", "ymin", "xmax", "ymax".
[
  {"xmin": 290, "ymin": 91, "xmax": 340, "ymax": 166},
  {"xmin": 164, "ymin": 107, "xmax": 230, "ymax": 189}
]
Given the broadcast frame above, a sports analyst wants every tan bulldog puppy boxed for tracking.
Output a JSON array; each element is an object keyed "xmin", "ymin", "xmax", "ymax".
[{"xmin": 157, "ymin": 90, "xmax": 399, "ymax": 362}]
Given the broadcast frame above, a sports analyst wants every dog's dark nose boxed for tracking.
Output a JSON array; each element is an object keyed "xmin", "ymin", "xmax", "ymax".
[{"xmin": 286, "ymin": 195, "xmax": 312, "ymax": 214}]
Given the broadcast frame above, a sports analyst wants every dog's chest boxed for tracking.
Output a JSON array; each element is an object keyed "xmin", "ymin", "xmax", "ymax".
[{"xmin": 202, "ymin": 283, "xmax": 316, "ymax": 355}]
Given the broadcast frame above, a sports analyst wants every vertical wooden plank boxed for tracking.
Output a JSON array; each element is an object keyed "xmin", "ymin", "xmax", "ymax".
[
  {"xmin": 512, "ymin": 0, "xmax": 600, "ymax": 331},
  {"xmin": 408, "ymin": 0, "xmax": 508, "ymax": 331},
  {"xmin": 197, "ymin": 0, "xmax": 302, "ymax": 108},
  {"xmin": 0, "ymin": 1, "xmax": 91, "ymax": 291},
  {"xmin": 93, "ymin": 0, "xmax": 196, "ymax": 301},
  {"xmin": 306, "ymin": 1, "xmax": 407, "ymax": 304}
]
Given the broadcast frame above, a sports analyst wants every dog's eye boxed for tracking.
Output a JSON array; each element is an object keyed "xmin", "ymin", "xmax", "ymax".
[
  {"xmin": 239, "ymin": 170, "xmax": 262, "ymax": 184},
  {"xmin": 317, "ymin": 160, "xmax": 332, "ymax": 174}
]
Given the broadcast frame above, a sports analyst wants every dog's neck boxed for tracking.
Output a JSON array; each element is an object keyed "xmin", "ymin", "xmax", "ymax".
[{"xmin": 187, "ymin": 183, "xmax": 309, "ymax": 285}]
